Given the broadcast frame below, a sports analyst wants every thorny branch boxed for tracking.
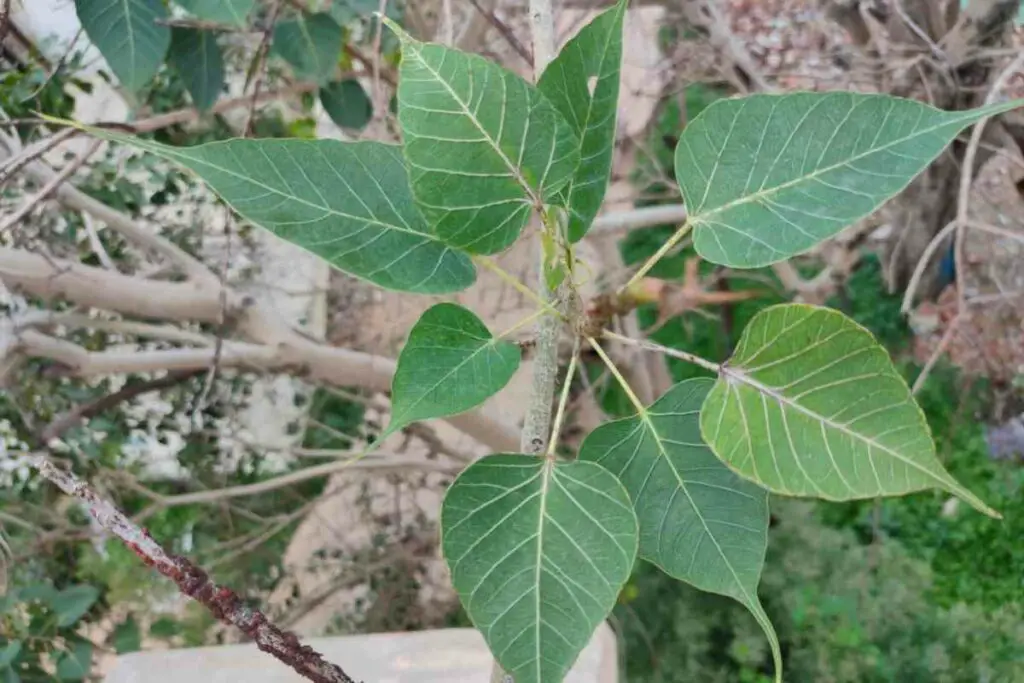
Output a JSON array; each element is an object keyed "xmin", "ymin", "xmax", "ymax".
[{"xmin": 31, "ymin": 457, "xmax": 360, "ymax": 683}]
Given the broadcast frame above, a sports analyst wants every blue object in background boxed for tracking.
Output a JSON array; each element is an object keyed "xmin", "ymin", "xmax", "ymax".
[{"xmin": 938, "ymin": 240, "xmax": 956, "ymax": 291}]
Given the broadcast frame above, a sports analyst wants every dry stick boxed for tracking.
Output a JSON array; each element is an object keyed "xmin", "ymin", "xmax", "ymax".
[
  {"xmin": 466, "ymin": 0, "xmax": 532, "ymax": 63},
  {"xmin": 911, "ymin": 51, "xmax": 1024, "ymax": 392},
  {"xmin": 0, "ymin": 139, "xmax": 102, "ymax": 233},
  {"xmin": 40, "ymin": 370, "xmax": 203, "ymax": 444},
  {"xmin": 0, "ymin": 127, "xmax": 78, "ymax": 185},
  {"xmin": 244, "ymin": 0, "xmax": 283, "ymax": 137},
  {"xmin": 31, "ymin": 457, "xmax": 359, "ymax": 683}
]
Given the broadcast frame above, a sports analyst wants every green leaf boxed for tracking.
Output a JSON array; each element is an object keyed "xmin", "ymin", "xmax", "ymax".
[
  {"xmin": 320, "ymin": 79, "xmax": 373, "ymax": 131},
  {"xmin": 52, "ymin": 585, "xmax": 99, "ymax": 627},
  {"xmin": 387, "ymin": 304, "xmax": 519, "ymax": 435},
  {"xmin": 55, "ymin": 642, "xmax": 93, "ymax": 681},
  {"xmin": 113, "ymin": 617, "xmax": 141, "ymax": 654},
  {"xmin": 74, "ymin": 0, "xmax": 170, "ymax": 92},
  {"xmin": 272, "ymin": 13, "xmax": 343, "ymax": 85},
  {"xmin": 442, "ymin": 454, "xmax": 637, "ymax": 683},
  {"xmin": 68, "ymin": 128, "xmax": 475, "ymax": 294},
  {"xmin": 389, "ymin": 24, "xmax": 580, "ymax": 254},
  {"xmin": 167, "ymin": 28, "xmax": 224, "ymax": 111},
  {"xmin": 701, "ymin": 304, "xmax": 998, "ymax": 517},
  {"xmin": 0, "ymin": 642, "xmax": 20, "ymax": 669},
  {"xmin": 537, "ymin": 0, "xmax": 626, "ymax": 242},
  {"xmin": 579, "ymin": 378, "xmax": 781, "ymax": 682},
  {"xmin": 676, "ymin": 92, "xmax": 1024, "ymax": 268},
  {"xmin": 2, "ymin": 668, "xmax": 19, "ymax": 683},
  {"xmin": 176, "ymin": 0, "xmax": 254, "ymax": 26}
]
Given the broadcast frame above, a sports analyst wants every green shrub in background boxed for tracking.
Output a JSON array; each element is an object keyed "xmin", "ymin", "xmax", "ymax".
[{"xmin": 615, "ymin": 500, "xmax": 1024, "ymax": 683}]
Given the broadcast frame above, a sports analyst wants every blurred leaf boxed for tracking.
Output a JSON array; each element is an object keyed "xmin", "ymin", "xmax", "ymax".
[
  {"xmin": 113, "ymin": 617, "xmax": 141, "ymax": 654},
  {"xmin": 74, "ymin": 0, "xmax": 170, "ymax": 92},
  {"xmin": 272, "ymin": 13, "xmax": 343, "ymax": 85},
  {"xmin": 53, "ymin": 585, "xmax": 99, "ymax": 627},
  {"xmin": 0, "ymin": 642, "xmax": 21, "ymax": 668},
  {"xmin": 167, "ymin": 28, "xmax": 224, "ymax": 111},
  {"xmin": 55, "ymin": 642, "xmax": 93, "ymax": 681},
  {"xmin": 320, "ymin": 79, "xmax": 372, "ymax": 130},
  {"xmin": 177, "ymin": 0, "xmax": 254, "ymax": 26}
]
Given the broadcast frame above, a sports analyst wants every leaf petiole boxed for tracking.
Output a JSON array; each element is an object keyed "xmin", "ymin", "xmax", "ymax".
[
  {"xmin": 602, "ymin": 329, "xmax": 721, "ymax": 374},
  {"xmin": 545, "ymin": 338, "xmax": 581, "ymax": 457},
  {"xmin": 619, "ymin": 219, "xmax": 692, "ymax": 293}
]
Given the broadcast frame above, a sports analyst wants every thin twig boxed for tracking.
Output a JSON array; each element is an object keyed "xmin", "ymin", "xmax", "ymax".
[
  {"xmin": 467, "ymin": 0, "xmax": 532, "ymax": 63},
  {"xmin": 0, "ymin": 139, "xmax": 102, "ymax": 233},
  {"xmin": 31, "ymin": 457, "xmax": 359, "ymax": 683},
  {"xmin": 40, "ymin": 371, "xmax": 203, "ymax": 444},
  {"xmin": 244, "ymin": 0, "xmax": 283, "ymax": 136},
  {"xmin": 0, "ymin": 128, "xmax": 79, "ymax": 185},
  {"xmin": 912, "ymin": 51, "xmax": 1024, "ymax": 391}
]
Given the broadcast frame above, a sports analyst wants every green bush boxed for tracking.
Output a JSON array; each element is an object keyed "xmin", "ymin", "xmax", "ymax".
[{"xmin": 615, "ymin": 500, "xmax": 1024, "ymax": 683}]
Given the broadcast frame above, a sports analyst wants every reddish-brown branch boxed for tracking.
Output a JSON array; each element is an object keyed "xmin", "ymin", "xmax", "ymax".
[{"xmin": 33, "ymin": 456, "xmax": 360, "ymax": 683}]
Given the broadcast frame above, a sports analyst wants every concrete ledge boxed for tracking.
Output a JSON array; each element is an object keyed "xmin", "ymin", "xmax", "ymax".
[{"xmin": 104, "ymin": 623, "xmax": 618, "ymax": 682}]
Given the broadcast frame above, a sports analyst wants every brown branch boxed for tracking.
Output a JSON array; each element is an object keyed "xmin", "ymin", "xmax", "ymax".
[
  {"xmin": 32, "ymin": 456, "xmax": 360, "ymax": 683},
  {"xmin": 0, "ymin": 247, "xmax": 231, "ymax": 322},
  {"xmin": 466, "ymin": 0, "xmax": 532, "ymax": 63},
  {"xmin": 1, "ymin": 250, "xmax": 520, "ymax": 451},
  {"xmin": 40, "ymin": 370, "xmax": 203, "ymax": 443}
]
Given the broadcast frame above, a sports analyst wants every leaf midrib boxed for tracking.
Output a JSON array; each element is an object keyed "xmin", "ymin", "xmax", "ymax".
[
  {"xmin": 152, "ymin": 143, "xmax": 438, "ymax": 241},
  {"xmin": 722, "ymin": 365, "xmax": 947, "ymax": 488},
  {"xmin": 405, "ymin": 45, "xmax": 542, "ymax": 206},
  {"xmin": 689, "ymin": 105, "xmax": 974, "ymax": 223}
]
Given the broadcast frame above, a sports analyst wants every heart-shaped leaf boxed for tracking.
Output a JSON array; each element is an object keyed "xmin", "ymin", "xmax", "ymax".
[
  {"xmin": 176, "ymin": 0, "xmax": 254, "ymax": 26},
  {"xmin": 272, "ymin": 13, "xmax": 343, "ymax": 85},
  {"xmin": 676, "ymin": 92, "xmax": 1024, "ymax": 268},
  {"xmin": 167, "ymin": 28, "xmax": 224, "ymax": 111},
  {"xmin": 579, "ymin": 378, "xmax": 780, "ymax": 682},
  {"xmin": 387, "ymin": 304, "xmax": 520, "ymax": 435},
  {"xmin": 537, "ymin": 0, "xmax": 626, "ymax": 242},
  {"xmin": 52, "ymin": 585, "xmax": 99, "ymax": 628},
  {"xmin": 442, "ymin": 454, "xmax": 637, "ymax": 683},
  {"xmin": 70, "ymin": 128, "xmax": 475, "ymax": 294},
  {"xmin": 74, "ymin": 0, "xmax": 170, "ymax": 92},
  {"xmin": 389, "ymin": 23, "xmax": 580, "ymax": 254},
  {"xmin": 701, "ymin": 304, "xmax": 998, "ymax": 517}
]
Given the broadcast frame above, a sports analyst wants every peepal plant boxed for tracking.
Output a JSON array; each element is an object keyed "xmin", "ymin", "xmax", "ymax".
[{"xmin": 53, "ymin": 2, "xmax": 1021, "ymax": 681}]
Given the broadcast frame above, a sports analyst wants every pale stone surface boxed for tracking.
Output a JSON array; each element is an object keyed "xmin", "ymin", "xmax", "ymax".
[{"xmin": 104, "ymin": 624, "xmax": 618, "ymax": 683}]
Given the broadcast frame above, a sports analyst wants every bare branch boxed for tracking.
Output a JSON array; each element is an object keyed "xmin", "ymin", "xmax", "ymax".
[
  {"xmin": 31, "ymin": 456, "xmax": 360, "ymax": 683},
  {"xmin": 0, "ymin": 247, "xmax": 229, "ymax": 322},
  {"xmin": 0, "ymin": 140, "xmax": 102, "ymax": 233}
]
